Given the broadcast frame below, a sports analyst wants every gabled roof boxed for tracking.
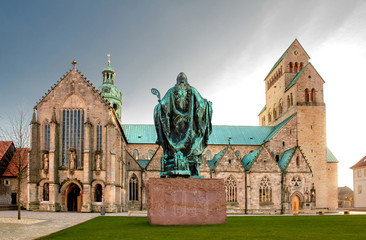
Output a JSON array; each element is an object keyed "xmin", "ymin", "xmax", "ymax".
[
  {"xmin": 241, "ymin": 147, "xmax": 263, "ymax": 170},
  {"xmin": 285, "ymin": 63, "xmax": 309, "ymax": 92},
  {"xmin": 327, "ymin": 148, "xmax": 339, "ymax": 163},
  {"xmin": 2, "ymin": 148, "xmax": 29, "ymax": 177},
  {"xmin": 264, "ymin": 39, "xmax": 310, "ymax": 81},
  {"xmin": 207, "ymin": 147, "xmax": 228, "ymax": 170},
  {"xmin": 350, "ymin": 156, "xmax": 366, "ymax": 169},
  {"xmin": 258, "ymin": 105, "xmax": 266, "ymax": 116},
  {"xmin": 264, "ymin": 113, "xmax": 296, "ymax": 142},
  {"xmin": 278, "ymin": 147, "xmax": 296, "ymax": 170},
  {"xmin": 137, "ymin": 160, "xmax": 150, "ymax": 170},
  {"xmin": 35, "ymin": 65, "xmax": 112, "ymax": 111},
  {"xmin": 0, "ymin": 141, "xmax": 13, "ymax": 160}
]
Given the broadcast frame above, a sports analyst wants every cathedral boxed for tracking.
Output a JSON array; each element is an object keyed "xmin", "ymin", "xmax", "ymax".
[{"xmin": 27, "ymin": 39, "xmax": 338, "ymax": 214}]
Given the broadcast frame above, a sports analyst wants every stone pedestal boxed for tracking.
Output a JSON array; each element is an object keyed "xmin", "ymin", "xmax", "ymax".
[{"xmin": 146, "ymin": 178, "xmax": 226, "ymax": 225}]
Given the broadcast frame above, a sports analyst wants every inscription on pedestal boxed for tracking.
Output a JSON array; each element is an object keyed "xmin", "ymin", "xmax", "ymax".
[{"xmin": 146, "ymin": 178, "xmax": 226, "ymax": 225}]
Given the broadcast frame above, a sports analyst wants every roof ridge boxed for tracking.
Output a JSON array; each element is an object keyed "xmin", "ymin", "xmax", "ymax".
[{"xmin": 35, "ymin": 67, "xmax": 113, "ymax": 111}]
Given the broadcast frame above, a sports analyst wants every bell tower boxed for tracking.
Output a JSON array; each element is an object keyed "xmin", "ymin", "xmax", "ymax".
[{"xmin": 98, "ymin": 54, "xmax": 122, "ymax": 119}]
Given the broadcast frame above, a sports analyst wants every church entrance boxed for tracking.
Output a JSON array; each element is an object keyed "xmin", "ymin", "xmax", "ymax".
[
  {"xmin": 66, "ymin": 183, "xmax": 82, "ymax": 212},
  {"xmin": 292, "ymin": 195, "xmax": 300, "ymax": 213}
]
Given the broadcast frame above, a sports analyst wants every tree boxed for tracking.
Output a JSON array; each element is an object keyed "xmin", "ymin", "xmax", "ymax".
[{"xmin": 0, "ymin": 107, "xmax": 30, "ymax": 220}]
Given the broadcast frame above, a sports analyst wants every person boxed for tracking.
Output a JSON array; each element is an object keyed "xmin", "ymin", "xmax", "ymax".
[{"xmin": 154, "ymin": 72, "xmax": 212, "ymax": 176}]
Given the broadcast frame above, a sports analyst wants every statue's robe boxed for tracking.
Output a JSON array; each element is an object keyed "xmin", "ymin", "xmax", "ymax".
[{"xmin": 154, "ymin": 84, "xmax": 212, "ymax": 165}]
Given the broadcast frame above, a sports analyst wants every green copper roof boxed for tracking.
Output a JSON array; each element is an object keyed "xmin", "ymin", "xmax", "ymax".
[
  {"xmin": 137, "ymin": 160, "xmax": 150, "ymax": 169},
  {"xmin": 103, "ymin": 65, "xmax": 115, "ymax": 72},
  {"xmin": 258, "ymin": 105, "xmax": 266, "ymax": 116},
  {"xmin": 264, "ymin": 113, "xmax": 296, "ymax": 142},
  {"xmin": 285, "ymin": 63, "xmax": 309, "ymax": 92},
  {"xmin": 327, "ymin": 148, "xmax": 339, "ymax": 163},
  {"xmin": 123, "ymin": 115, "xmax": 293, "ymax": 145},
  {"xmin": 208, "ymin": 147, "xmax": 228, "ymax": 170},
  {"xmin": 241, "ymin": 147, "xmax": 263, "ymax": 170},
  {"xmin": 208, "ymin": 126, "xmax": 274, "ymax": 145},
  {"xmin": 122, "ymin": 124, "xmax": 157, "ymax": 144},
  {"xmin": 278, "ymin": 147, "xmax": 296, "ymax": 170}
]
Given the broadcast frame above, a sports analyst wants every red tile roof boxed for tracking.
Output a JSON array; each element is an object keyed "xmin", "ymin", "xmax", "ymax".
[
  {"xmin": 350, "ymin": 156, "xmax": 366, "ymax": 169},
  {"xmin": 0, "ymin": 141, "xmax": 13, "ymax": 160},
  {"xmin": 2, "ymin": 147, "xmax": 29, "ymax": 177}
]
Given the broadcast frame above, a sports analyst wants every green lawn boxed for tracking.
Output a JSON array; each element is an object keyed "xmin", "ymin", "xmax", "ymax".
[{"xmin": 39, "ymin": 215, "xmax": 366, "ymax": 240}]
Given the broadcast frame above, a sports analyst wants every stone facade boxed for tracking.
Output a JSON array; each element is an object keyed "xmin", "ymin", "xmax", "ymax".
[
  {"xmin": 26, "ymin": 39, "xmax": 338, "ymax": 214},
  {"xmin": 351, "ymin": 156, "xmax": 366, "ymax": 208}
]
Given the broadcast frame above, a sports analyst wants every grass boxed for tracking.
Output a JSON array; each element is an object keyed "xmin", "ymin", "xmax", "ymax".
[{"xmin": 39, "ymin": 215, "xmax": 366, "ymax": 240}]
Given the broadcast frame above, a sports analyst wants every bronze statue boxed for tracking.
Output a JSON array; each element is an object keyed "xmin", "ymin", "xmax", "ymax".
[{"xmin": 153, "ymin": 72, "xmax": 212, "ymax": 177}]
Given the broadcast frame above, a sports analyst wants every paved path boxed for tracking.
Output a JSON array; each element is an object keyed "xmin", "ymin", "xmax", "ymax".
[{"xmin": 0, "ymin": 211, "xmax": 99, "ymax": 240}]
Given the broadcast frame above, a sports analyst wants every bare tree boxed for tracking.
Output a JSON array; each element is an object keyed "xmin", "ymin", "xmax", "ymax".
[{"xmin": 0, "ymin": 107, "xmax": 30, "ymax": 220}]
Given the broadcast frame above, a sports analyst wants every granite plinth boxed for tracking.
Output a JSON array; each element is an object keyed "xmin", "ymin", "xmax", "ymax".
[{"xmin": 146, "ymin": 178, "xmax": 226, "ymax": 225}]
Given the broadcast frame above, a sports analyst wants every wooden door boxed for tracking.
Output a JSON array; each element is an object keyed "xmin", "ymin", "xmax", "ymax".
[{"xmin": 292, "ymin": 195, "xmax": 300, "ymax": 213}]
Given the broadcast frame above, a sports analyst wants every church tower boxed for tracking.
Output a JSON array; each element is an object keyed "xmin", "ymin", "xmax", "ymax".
[
  {"xmin": 258, "ymin": 39, "xmax": 338, "ymax": 210},
  {"xmin": 98, "ymin": 55, "xmax": 122, "ymax": 120}
]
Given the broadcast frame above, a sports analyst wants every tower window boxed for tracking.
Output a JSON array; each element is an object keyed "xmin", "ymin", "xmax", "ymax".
[
  {"xmin": 311, "ymin": 88, "xmax": 315, "ymax": 102},
  {"xmin": 289, "ymin": 62, "xmax": 293, "ymax": 72},
  {"xmin": 294, "ymin": 62, "xmax": 298, "ymax": 72},
  {"xmin": 305, "ymin": 89, "xmax": 309, "ymax": 102},
  {"xmin": 275, "ymin": 155, "xmax": 279, "ymax": 162}
]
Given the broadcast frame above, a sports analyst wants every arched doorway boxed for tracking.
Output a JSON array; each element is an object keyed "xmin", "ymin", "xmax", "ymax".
[
  {"xmin": 66, "ymin": 183, "xmax": 82, "ymax": 212},
  {"xmin": 292, "ymin": 195, "xmax": 300, "ymax": 213}
]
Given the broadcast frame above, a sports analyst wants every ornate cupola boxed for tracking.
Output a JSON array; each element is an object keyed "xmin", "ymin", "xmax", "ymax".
[{"xmin": 98, "ymin": 54, "xmax": 122, "ymax": 119}]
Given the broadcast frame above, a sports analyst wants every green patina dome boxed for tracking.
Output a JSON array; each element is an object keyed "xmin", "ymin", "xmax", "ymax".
[{"xmin": 103, "ymin": 65, "xmax": 115, "ymax": 72}]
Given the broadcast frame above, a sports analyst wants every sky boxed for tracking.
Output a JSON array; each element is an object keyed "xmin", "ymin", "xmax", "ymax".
[{"xmin": 0, "ymin": 0, "xmax": 365, "ymax": 189}]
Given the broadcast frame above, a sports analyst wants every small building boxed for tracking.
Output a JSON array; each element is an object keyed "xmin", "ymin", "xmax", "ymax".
[
  {"xmin": 338, "ymin": 186, "xmax": 353, "ymax": 208},
  {"xmin": 0, "ymin": 141, "xmax": 29, "ymax": 208},
  {"xmin": 351, "ymin": 156, "xmax": 366, "ymax": 208}
]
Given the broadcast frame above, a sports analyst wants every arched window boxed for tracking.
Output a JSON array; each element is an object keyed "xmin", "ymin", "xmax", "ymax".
[
  {"xmin": 43, "ymin": 183, "xmax": 49, "ymax": 201},
  {"xmin": 259, "ymin": 176, "xmax": 272, "ymax": 203},
  {"xmin": 235, "ymin": 151, "xmax": 241, "ymax": 159},
  {"xmin": 299, "ymin": 62, "xmax": 303, "ymax": 71},
  {"xmin": 287, "ymin": 95, "xmax": 291, "ymax": 109},
  {"xmin": 225, "ymin": 176, "xmax": 237, "ymax": 202},
  {"xmin": 296, "ymin": 156, "xmax": 300, "ymax": 166},
  {"xmin": 305, "ymin": 89, "xmax": 309, "ymax": 102},
  {"xmin": 205, "ymin": 150, "xmax": 212, "ymax": 160},
  {"xmin": 311, "ymin": 88, "xmax": 315, "ymax": 102},
  {"xmin": 294, "ymin": 62, "xmax": 298, "ymax": 72},
  {"xmin": 290, "ymin": 93, "xmax": 294, "ymax": 106},
  {"xmin": 148, "ymin": 150, "xmax": 154, "ymax": 160},
  {"xmin": 44, "ymin": 123, "xmax": 50, "ymax": 151},
  {"xmin": 95, "ymin": 184, "xmax": 103, "ymax": 202},
  {"xmin": 279, "ymin": 99, "xmax": 283, "ymax": 115},
  {"xmin": 268, "ymin": 112, "xmax": 272, "ymax": 122},
  {"xmin": 275, "ymin": 155, "xmax": 280, "ymax": 162},
  {"xmin": 273, "ymin": 105, "xmax": 277, "ymax": 119},
  {"xmin": 96, "ymin": 123, "xmax": 102, "ymax": 151},
  {"xmin": 262, "ymin": 117, "xmax": 265, "ymax": 126},
  {"xmin": 129, "ymin": 174, "xmax": 139, "ymax": 201},
  {"xmin": 133, "ymin": 149, "xmax": 139, "ymax": 160},
  {"xmin": 62, "ymin": 109, "xmax": 84, "ymax": 167},
  {"xmin": 289, "ymin": 62, "xmax": 293, "ymax": 72}
]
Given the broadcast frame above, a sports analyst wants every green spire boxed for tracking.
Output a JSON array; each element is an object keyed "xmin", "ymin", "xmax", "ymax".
[{"xmin": 98, "ymin": 54, "xmax": 122, "ymax": 120}]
